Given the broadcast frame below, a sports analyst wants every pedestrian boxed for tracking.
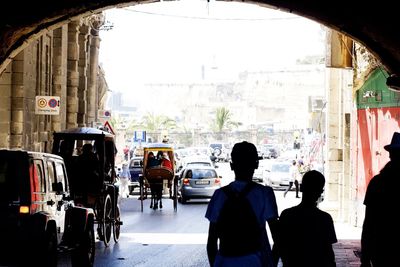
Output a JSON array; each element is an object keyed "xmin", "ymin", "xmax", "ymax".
[
  {"xmin": 205, "ymin": 141, "xmax": 279, "ymax": 267},
  {"xmin": 360, "ymin": 132, "xmax": 400, "ymax": 267},
  {"xmin": 283, "ymin": 160, "xmax": 300, "ymax": 198},
  {"xmin": 275, "ymin": 170, "xmax": 337, "ymax": 267},
  {"xmin": 118, "ymin": 161, "xmax": 131, "ymax": 198},
  {"xmin": 123, "ymin": 145, "xmax": 129, "ymax": 161}
]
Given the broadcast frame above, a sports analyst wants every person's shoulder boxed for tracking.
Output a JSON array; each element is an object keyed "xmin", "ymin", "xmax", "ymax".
[
  {"xmin": 279, "ymin": 206, "xmax": 299, "ymax": 221},
  {"xmin": 252, "ymin": 182, "xmax": 274, "ymax": 194},
  {"xmin": 366, "ymin": 173, "xmax": 384, "ymax": 191},
  {"xmin": 281, "ymin": 205, "xmax": 298, "ymax": 215},
  {"xmin": 316, "ymin": 208, "xmax": 334, "ymax": 220}
]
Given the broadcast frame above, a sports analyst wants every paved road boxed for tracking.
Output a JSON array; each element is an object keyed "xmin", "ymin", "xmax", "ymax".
[{"xmin": 58, "ymin": 161, "xmax": 362, "ymax": 267}]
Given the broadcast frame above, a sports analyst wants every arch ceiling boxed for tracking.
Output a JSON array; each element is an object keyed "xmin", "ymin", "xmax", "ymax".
[{"xmin": 0, "ymin": 0, "xmax": 398, "ymax": 75}]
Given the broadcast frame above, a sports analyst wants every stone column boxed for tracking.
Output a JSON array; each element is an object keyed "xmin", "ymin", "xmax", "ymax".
[
  {"xmin": 78, "ymin": 22, "xmax": 90, "ymax": 127},
  {"xmin": 87, "ymin": 14, "xmax": 104, "ymax": 127},
  {"xmin": 0, "ymin": 64, "xmax": 11, "ymax": 148},
  {"xmin": 52, "ymin": 26, "xmax": 68, "ymax": 132},
  {"xmin": 87, "ymin": 30, "xmax": 100, "ymax": 126},
  {"xmin": 10, "ymin": 51, "xmax": 25, "ymax": 148},
  {"xmin": 323, "ymin": 29, "xmax": 354, "ymax": 222},
  {"xmin": 66, "ymin": 21, "xmax": 80, "ymax": 129}
]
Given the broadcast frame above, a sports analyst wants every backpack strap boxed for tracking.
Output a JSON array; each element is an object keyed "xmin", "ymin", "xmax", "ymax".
[{"xmin": 222, "ymin": 181, "xmax": 257, "ymax": 199}]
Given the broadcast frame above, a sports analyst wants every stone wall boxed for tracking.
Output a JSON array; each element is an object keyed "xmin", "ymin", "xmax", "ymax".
[{"xmin": 0, "ymin": 15, "xmax": 108, "ymax": 152}]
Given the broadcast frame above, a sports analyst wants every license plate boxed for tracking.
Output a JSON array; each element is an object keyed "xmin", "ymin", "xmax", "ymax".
[{"xmin": 195, "ymin": 180, "xmax": 210, "ymax": 185}]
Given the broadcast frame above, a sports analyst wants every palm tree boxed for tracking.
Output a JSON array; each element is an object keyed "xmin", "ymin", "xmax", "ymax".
[
  {"xmin": 139, "ymin": 112, "xmax": 177, "ymax": 132},
  {"xmin": 212, "ymin": 107, "xmax": 240, "ymax": 132}
]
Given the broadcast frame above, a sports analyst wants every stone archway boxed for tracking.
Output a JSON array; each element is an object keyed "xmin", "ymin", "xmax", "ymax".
[{"xmin": 0, "ymin": 0, "xmax": 400, "ymax": 75}]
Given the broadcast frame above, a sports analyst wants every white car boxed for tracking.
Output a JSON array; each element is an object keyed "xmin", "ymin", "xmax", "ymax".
[
  {"xmin": 252, "ymin": 159, "xmax": 271, "ymax": 185},
  {"xmin": 265, "ymin": 161, "xmax": 292, "ymax": 188}
]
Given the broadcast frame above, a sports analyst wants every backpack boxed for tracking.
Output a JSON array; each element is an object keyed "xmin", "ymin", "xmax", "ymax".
[{"xmin": 216, "ymin": 181, "xmax": 263, "ymax": 257}]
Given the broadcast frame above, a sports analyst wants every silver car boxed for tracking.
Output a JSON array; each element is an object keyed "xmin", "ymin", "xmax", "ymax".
[
  {"xmin": 265, "ymin": 161, "xmax": 292, "ymax": 188},
  {"xmin": 178, "ymin": 165, "xmax": 221, "ymax": 204}
]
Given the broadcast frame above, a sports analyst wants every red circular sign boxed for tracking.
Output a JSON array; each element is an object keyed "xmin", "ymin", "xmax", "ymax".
[{"xmin": 48, "ymin": 98, "xmax": 58, "ymax": 108}]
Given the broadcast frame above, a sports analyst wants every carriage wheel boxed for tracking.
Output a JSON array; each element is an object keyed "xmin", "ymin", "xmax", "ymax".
[
  {"xmin": 113, "ymin": 204, "xmax": 121, "ymax": 243},
  {"xmin": 102, "ymin": 194, "xmax": 112, "ymax": 246},
  {"xmin": 139, "ymin": 176, "xmax": 144, "ymax": 212},
  {"xmin": 94, "ymin": 199, "xmax": 105, "ymax": 241},
  {"xmin": 173, "ymin": 177, "xmax": 178, "ymax": 212}
]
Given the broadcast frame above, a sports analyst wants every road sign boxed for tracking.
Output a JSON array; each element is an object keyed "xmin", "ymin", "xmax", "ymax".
[
  {"xmin": 98, "ymin": 110, "xmax": 111, "ymax": 119},
  {"xmin": 134, "ymin": 130, "xmax": 146, "ymax": 142},
  {"xmin": 35, "ymin": 96, "xmax": 60, "ymax": 115},
  {"xmin": 103, "ymin": 121, "xmax": 115, "ymax": 135}
]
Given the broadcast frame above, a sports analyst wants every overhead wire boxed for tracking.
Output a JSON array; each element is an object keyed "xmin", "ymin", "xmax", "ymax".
[{"xmin": 121, "ymin": 7, "xmax": 301, "ymax": 21}]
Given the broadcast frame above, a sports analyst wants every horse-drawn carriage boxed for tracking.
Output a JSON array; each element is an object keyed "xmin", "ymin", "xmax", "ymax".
[
  {"xmin": 52, "ymin": 127, "xmax": 121, "ymax": 246},
  {"xmin": 139, "ymin": 143, "xmax": 178, "ymax": 212}
]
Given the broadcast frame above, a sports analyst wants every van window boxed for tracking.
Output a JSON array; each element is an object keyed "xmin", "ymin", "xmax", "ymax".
[
  {"xmin": 32, "ymin": 160, "xmax": 46, "ymax": 193},
  {"xmin": 47, "ymin": 161, "xmax": 56, "ymax": 191},
  {"xmin": 55, "ymin": 161, "xmax": 68, "ymax": 192}
]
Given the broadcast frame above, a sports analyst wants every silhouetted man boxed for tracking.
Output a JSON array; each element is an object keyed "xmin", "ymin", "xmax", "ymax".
[
  {"xmin": 361, "ymin": 132, "xmax": 400, "ymax": 267},
  {"xmin": 276, "ymin": 170, "xmax": 337, "ymax": 267},
  {"xmin": 205, "ymin": 141, "xmax": 279, "ymax": 267},
  {"xmin": 78, "ymin": 143, "xmax": 101, "ymax": 195}
]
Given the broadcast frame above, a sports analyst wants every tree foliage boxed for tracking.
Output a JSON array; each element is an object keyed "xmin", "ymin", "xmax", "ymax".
[{"xmin": 213, "ymin": 107, "xmax": 240, "ymax": 132}]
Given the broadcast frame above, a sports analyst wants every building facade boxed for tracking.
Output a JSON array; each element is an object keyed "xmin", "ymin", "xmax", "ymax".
[{"xmin": 0, "ymin": 14, "xmax": 108, "ymax": 152}]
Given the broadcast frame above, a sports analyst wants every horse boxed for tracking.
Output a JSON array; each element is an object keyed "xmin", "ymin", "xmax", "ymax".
[
  {"xmin": 145, "ymin": 166, "xmax": 173, "ymax": 210},
  {"xmin": 149, "ymin": 181, "xmax": 163, "ymax": 210}
]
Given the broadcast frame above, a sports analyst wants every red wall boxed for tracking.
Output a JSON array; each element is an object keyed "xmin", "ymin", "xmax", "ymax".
[{"xmin": 355, "ymin": 107, "xmax": 400, "ymax": 199}]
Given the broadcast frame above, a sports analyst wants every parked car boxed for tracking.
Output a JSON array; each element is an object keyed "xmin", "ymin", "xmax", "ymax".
[
  {"xmin": 178, "ymin": 165, "xmax": 221, "ymax": 204},
  {"xmin": 128, "ymin": 156, "xmax": 143, "ymax": 194},
  {"xmin": 260, "ymin": 144, "xmax": 280, "ymax": 159},
  {"xmin": 0, "ymin": 149, "xmax": 95, "ymax": 267},
  {"xmin": 209, "ymin": 142, "xmax": 232, "ymax": 162},
  {"xmin": 265, "ymin": 161, "xmax": 292, "ymax": 188}
]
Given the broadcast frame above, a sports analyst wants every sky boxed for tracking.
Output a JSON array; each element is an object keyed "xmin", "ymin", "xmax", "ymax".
[{"xmin": 98, "ymin": 0, "xmax": 325, "ymax": 104}]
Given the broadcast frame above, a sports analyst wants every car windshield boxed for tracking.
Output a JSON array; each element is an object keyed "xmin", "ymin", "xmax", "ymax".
[
  {"xmin": 130, "ymin": 159, "xmax": 141, "ymax": 168},
  {"xmin": 271, "ymin": 164, "xmax": 290, "ymax": 172},
  {"xmin": 190, "ymin": 169, "xmax": 217, "ymax": 179}
]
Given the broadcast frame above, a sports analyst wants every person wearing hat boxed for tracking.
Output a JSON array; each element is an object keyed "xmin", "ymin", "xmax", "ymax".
[
  {"xmin": 361, "ymin": 132, "xmax": 400, "ymax": 267},
  {"xmin": 205, "ymin": 141, "xmax": 279, "ymax": 267}
]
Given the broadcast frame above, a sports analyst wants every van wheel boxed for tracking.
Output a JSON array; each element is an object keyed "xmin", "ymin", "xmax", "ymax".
[
  {"xmin": 34, "ymin": 228, "xmax": 57, "ymax": 267},
  {"xmin": 213, "ymin": 148, "xmax": 222, "ymax": 156},
  {"xmin": 72, "ymin": 219, "xmax": 95, "ymax": 267},
  {"xmin": 44, "ymin": 229, "xmax": 58, "ymax": 267}
]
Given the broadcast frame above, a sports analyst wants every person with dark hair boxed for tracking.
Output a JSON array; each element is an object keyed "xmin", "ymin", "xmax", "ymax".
[
  {"xmin": 361, "ymin": 132, "xmax": 400, "ymax": 267},
  {"xmin": 206, "ymin": 141, "xmax": 279, "ymax": 267},
  {"xmin": 147, "ymin": 152, "xmax": 160, "ymax": 168},
  {"xmin": 276, "ymin": 170, "xmax": 337, "ymax": 267}
]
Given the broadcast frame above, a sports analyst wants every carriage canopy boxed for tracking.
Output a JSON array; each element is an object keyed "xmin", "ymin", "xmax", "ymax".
[{"xmin": 142, "ymin": 143, "xmax": 175, "ymax": 174}]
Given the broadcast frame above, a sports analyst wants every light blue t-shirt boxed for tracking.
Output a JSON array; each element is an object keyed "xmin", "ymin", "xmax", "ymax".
[{"xmin": 205, "ymin": 180, "xmax": 278, "ymax": 267}]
